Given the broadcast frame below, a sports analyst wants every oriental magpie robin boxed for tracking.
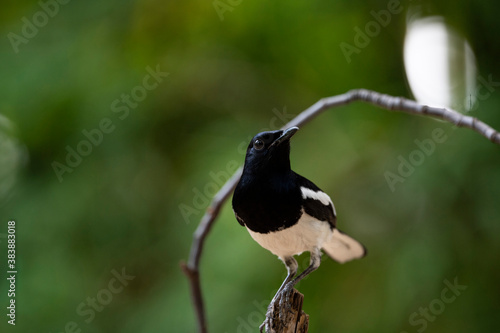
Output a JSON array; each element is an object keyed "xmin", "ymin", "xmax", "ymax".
[{"xmin": 232, "ymin": 127, "xmax": 366, "ymax": 327}]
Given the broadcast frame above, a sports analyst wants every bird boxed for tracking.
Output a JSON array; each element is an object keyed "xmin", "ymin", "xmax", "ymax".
[{"xmin": 232, "ymin": 126, "xmax": 366, "ymax": 330}]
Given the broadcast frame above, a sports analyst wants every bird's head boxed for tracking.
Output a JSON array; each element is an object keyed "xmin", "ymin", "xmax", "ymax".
[{"xmin": 242, "ymin": 127, "xmax": 299, "ymax": 175}]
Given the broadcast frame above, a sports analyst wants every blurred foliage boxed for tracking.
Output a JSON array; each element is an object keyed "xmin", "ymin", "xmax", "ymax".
[{"xmin": 0, "ymin": 0, "xmax": 499, "ymax": 332}]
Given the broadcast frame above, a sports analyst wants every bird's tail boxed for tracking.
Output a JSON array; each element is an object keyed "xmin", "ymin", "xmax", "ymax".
[{"xmin": 322, "ymin": 229, "xmax": 367, "ymax": 264}]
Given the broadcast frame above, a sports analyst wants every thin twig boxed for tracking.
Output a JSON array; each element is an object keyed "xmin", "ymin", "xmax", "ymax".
[
  {"xmin": 180, "ymin": 89, "xmax": 500, "ymax": 333},
  {"xmin": 180, "ymin": 170, "xmax": 242, "ymax": 333}
]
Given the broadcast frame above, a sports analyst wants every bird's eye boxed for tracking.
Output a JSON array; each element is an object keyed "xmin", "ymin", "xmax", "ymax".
[{"xmin": 253, "ymin": 139, "xmax": 265, "ymax": 150}]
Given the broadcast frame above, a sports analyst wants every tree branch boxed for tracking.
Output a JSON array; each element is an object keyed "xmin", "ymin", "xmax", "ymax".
[
  {"xmin": 180, "ymin": 89, "xmax": 500, "ymax": 333},
  {"xmin": 180, "ymin": 170, "xmax": 242, "ymax": 333}
]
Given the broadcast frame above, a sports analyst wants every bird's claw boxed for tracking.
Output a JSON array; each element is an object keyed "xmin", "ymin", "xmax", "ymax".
[
  {"xmin": 259, "ymin": 302, "xmax": 274, "ymax": 333},
  {"xmin": 259, "ymin": 320, "xmax": 266, "ymax": 333},
  {"xmin": 278, "ymin": 283, "xmax": 293, "ymax": 320},
  {"xmin": 259, "ymin": 284, "xmax": 295, "ymax": 332}
]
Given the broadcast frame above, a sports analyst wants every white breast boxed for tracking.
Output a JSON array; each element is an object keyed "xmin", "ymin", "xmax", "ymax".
[{"xmin": 247, "ymin": 210, "xmax": 332, "ymax": 260}]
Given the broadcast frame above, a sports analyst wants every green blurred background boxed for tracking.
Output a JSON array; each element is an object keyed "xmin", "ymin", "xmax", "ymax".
[{"xmin": 1, "ymin": 0, "xmax": 499, "ymax": 332}]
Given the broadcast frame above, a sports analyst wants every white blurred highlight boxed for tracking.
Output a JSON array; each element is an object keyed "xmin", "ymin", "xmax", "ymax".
[{"xmin": 404, "ymin": 16, "xmax": 476, "ymax": 112}]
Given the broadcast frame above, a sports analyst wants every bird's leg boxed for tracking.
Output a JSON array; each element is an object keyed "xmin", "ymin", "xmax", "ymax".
[
  {"xmin": 272, "ymin": 257, "xmax": 298, "ymax": 302},
  {"xmin": 259, "ymin": 257, "xmax": 297, "ymax": 333},
  {"xmin": 279, "ymin": 248, "xmax": 321, "ymax": 309}
]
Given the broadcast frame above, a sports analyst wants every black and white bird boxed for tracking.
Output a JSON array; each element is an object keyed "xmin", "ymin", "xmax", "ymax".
[{"xmin": 232, "ymin": 126, "xmax": 366, "ymax": 324}]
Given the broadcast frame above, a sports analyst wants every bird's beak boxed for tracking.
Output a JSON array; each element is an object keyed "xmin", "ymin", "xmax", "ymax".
[{"xmin": 270, "ymin": 126, "xmax": 299, "ymax": 148}]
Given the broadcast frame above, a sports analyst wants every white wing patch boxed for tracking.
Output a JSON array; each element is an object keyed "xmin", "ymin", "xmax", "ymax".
[
  {"xmin": 300, "ymin": 187, "xmax": 331, "ymax": 205},
  {"xmin": 300, "ymin": 186, "xmax": 336, "ymax": 216}
]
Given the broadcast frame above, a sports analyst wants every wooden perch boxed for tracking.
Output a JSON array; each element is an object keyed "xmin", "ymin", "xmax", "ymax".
[{"xmin": 265, "ymin": 289, "xmax": 309, "ymax": 333}]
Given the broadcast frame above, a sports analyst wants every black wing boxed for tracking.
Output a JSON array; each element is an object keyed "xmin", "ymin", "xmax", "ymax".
[
  {"xmin": 234, "ymin": 211, "xmax": 245, "ymax": 227},
  {"xmin": 294, "ymin": 172, "xmax": 337, "ymax": 229}
]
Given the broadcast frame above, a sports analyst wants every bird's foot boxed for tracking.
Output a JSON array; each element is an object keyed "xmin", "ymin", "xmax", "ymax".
[
  {"xmin": 259, "ymin": 285, "xmax": 296, "ymax": 332},
  {"xmin": 278, "ymin": 283, "xmax": 294, "ymax": 320},
  {"xmin": 259, "ymin": 317, "xmax": 269, "ymax": 333},
  {"xmin": 259, "ymin": 302, "xmax": 274, "ymax": 333}
]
